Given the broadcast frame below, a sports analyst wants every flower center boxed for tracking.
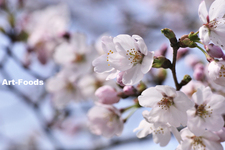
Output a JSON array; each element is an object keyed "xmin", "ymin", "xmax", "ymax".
[
  {"xmin": 195, "ymin": 104, "xmax": 213, "ymax": 118},
  {"xmin": 66, "ymin": 82, "xmax": 75, "ymax": 92},
  {"xmin": 107, "ymin": 50, "xmax": 114, "ymax": 66},
  {"xmin": 126, "ymin": 48, "xmax": 143, "ymax": 65},
  {"xmin": 191, "ymin": 136, "xmax": 206, "ymax": 150},
  {"xmin": 219, "ymin": 65, "xmax": 225, "ymax": 78},
  {"xmin": 73, "ymin": 54, "xmax": 85, "ymax": 63},
  {"xmin": 157, "ymin": 96, "xmax": 174, "ymax": 110},
  {"xmin": 150, "ymin": 126, "xmax": 165, "ymax": 135}
]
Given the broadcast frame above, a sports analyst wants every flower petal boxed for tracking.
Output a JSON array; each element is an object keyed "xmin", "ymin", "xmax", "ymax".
[
  {"xmin": 122, "ymin": 64, "xmax": 143, "ymax": 85},
  {"xmin": 92, "ymin": 54, "xmax": 114, "ymax": 73},
  {"xmin": 102, "ymin": 36, "xmax": 117, "ymax": 53},
  {"xmin": 198, "ymin": 0, "xmax": 208, "ymax": 23},
  {"xmin": 210, "ymin": 19, "xmax": 225, "ymax": 48},
  {"xmin": 113, "ymin": 34, "xmax": 137, "ymax": 55},
  {"xmin": 138, "ymin": 87, "xmax": 163, "ymax": 107},
  {"xmin": 132, "ymin": 35, "xmax": 148, "ymax": 55},
  {"xmin": 209, "ymin": 0, "xmax": 225, "ymax": 20},
  {"xmin": 199, "ymin": 26, "xmax": 210, "ymax": 45},
  {"xmin": 141, "ymin": 51, "xmax": 154, "ymax": 74}
]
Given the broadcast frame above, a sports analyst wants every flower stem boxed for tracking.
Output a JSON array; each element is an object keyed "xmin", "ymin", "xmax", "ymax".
[
  {"xmin": 168, "ymin": 37, "xmax": 181, "ymax": 90},
  {"xmin": 196, "ymin": 45, "xmax": 214, "ymax": 62}
]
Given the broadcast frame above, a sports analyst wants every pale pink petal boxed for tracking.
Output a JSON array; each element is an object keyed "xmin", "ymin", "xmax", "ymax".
[
  {"xmin": 46, "ymin": 77, "xmax": 66, "ymax": 93},
  {"xmin": 138, "ymin": 87, "xmax": 163, "ymax": 107},
  {"xmin": 187, "ymin": 115, "xmax": 205, "ymax": 136},
  {"xmin": 170, "ymin": 126, "xmax": 182, "ymax": 144},
  {"xmin": 113, "ymin": 34, "xmax": 137, "ymax": 55},
  {"xmin": 192, "ymin": 88, "xmax": 204, "ymax": 105},
  {"xmin": 208, "ymin": 94, "xmax": 225, "ymax": 114},
  {"xmin": 133, "ymin": 120, "xmax": 152, "ymax": 138},
  {"xmin": 92, "ymin": 54, "xmax": 114, "ymax": 73},
  {"xmin": 199, "ymin": 26, "xmax": 210, "ymax": 45},
  {"xmin": 204, "ymin": 115, "xmax": 224, "ymax": 132},
  {"xmin": 210, "ymin": 19, "xmax": 225, "ymax": 48},
  {"xmin": 106, "ymin": 69, "xmax": 120, "ymax": 80},
  {"xmin": 122, "ymin": 64, "xmax": 144, "ymax": 85},
  {"xmin": 132, "ymin": 35, "xmax": 148, "ymax": 55},
  {"xmin": 141, "ymin": 51, "xmax": 154, "ymax": 74},
  {"xmin": 198, "ymin": 0, "xmax": 208, "ymax": 23},
  {"xmin": 108, "ymin": 52, "xmax": 132, "ymax": 71},
  {"xmin": 209, "ymin": 0, "xmax": 225, "ymax": 20},
  {"xmin": 155, "ymin": 85, "xmax": 176, "ymax": 98},
  {"xmin": 101, "ymin": 36, "xmax": 117, "ymax": 53},
  {"xmin": 153, "ymin": 126, "xmax": 171, "ymax": 147},
  {"xmin": 203, "ymin": 139, "xmax": 223, "ymax": 150}
]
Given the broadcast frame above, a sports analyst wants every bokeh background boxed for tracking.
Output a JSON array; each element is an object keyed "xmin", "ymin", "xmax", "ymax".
[{"xmin": 0, "ymin": 0, "xmax": 218, "ymax": 149}]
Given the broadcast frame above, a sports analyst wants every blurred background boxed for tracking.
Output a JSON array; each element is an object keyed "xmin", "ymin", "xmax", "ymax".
[{"xmin": 0, "ymin": 0, "xmax": 217, "ymax": 149}]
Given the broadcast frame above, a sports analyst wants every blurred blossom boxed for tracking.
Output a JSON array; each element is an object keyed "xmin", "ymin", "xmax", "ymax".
[
  {"xmin": 78, "ymin": 73, "xmax": 118, "ymax": 100},
  {"xmin": 95, "ymin": 85, "xmax": 120, "ymax": 104},
  {"xmin": 185, "ymin": 54, "xmax": 201, "ymax": 68},
  {"xmin": 87, "ymin": 104, "xmax": 124, "ymax": 138},
  {"xmin": 25, "ymin": 3, "xmax": 69, "ymax": 64},
  {"xmin": 46, "ymin": 68, "xmax": 83, "ymax": 109},
  {"xmin": 180, "ymin": 80, "xmax": 204, "ymax": 98},
  {"xmin": 154, "ymin": 43, "xmax": 168, "ymax": 57},
  {"xmin": 176, "ymin": 48, "xmax": 189, "ymax": 60},
  {"xmin": 54, "ymin": 32, "xmax": 97, "ymax": 74},
  {"xmin": 193, "ymin": 63, "xmax": 205, "ymax": 81}
]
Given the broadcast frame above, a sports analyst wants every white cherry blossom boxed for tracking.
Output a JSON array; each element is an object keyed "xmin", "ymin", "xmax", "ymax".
[
  {"xmin": 46, "ymin": 68, "xmax": 83, "ymax": 109},
  {"xmin": 54, "ymin": 32, "xmax": 96, "ymax": 74},
  {"xmin": 133, "ymin": 119, "xmax": 181, "ymax": 147},
  {"xmin": 87, "ymin": 104, "xmax": 124, "ymax": 138},
  {"xmin": 138, "ymin": 85, "xmax": 194, "ymax": 127},
  {"xmin": 178, "ymin": 127, "xmax": 223, "ymax": 150},
  {"xmin": 208, "ymin": 60, "xmax": 225, "ymax": 86},
  {"xmin": 198, "ymin": 0, "xmax": 225, "ymax": 47},
  {"xmin": 187, "ymin": 86, "xmax": 225, "ymax": 136},
  {"xmin": 92, "ymin": 34, "xmax": 154, "ymax": 85}
]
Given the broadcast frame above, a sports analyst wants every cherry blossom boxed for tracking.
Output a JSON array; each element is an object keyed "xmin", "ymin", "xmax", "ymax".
[
  {"xmin": 133, "ymin": 119, "xmax": 181, "ymax": 147},
  {"xmin": 92, "ymin": 34, "xmax": 154, "ymax": 85},
  {"xmin": 87, "ymin": 104, "xmax": 124, "ymax": 138},
  {"xmin": 138, "ymin": 85, "xmax": 194, "ymax": 127},
  {"xmin": 46, "ymin": 68, "xmax": 83, "ymax": 109},
  {"xmin": 177, "ymin": 127, "xmax": 223, "ymax": 150},
  {"xmin": 54, "ymin": 32, "xmax": 96, "ymax": 74},
  {"xmin": 198, "ymin": 0, "xmax": 225, "ymax": 47},
  {"xmin": 208, "ymin": 60, "xmax": 225, "ymax": 86},
  {"xmin": 187, "ymin": 86, "xmax": 225, "ymax": 135}
]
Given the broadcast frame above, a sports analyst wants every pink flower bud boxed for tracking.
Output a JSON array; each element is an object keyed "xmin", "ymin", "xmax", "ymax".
[
  {"xmin": 123, "ymin": 85, "xmax": 136, "ymax": 95},
  {"xmin": 205, "ymin": 44, "xmax": 224, "ymax": 58},
  {"xmin": 116, "ymin": 72, "xmax": 125, "ymax": 86},
  {"xmin": 95, "ymin": 85, "xmax": 120, "ymax": 104}
]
